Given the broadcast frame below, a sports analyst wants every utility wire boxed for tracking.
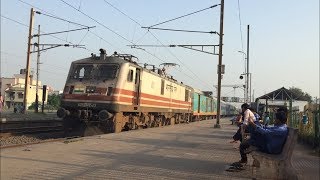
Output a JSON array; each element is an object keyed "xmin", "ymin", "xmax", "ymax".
[
  {"xmin": 134, "ymin": 30, "xmax": 150, "ymax": 44},
  {"xmin": 18, "ymin": 0, "xmax": 87, "ymax": 28},
  {"xmin": 17, "ymin": 0, "xmax": 98, "ymax": 53},
  {"xmin": 89, "ymin": 30, "xmax": 121, "ymax": 52},
  {"xmin": 1, "ymin": 14, "xmax": 96, "ymax": 53},
  {"xmin": 33, "ymin": 26, "xmax": 95, "ymax": 37},
  {"xmin": 60, "ymin": 0, "xmax": 135, "ymax": 45},
  {"xmin": 57, "ymin": 0, "xmax": 159, "ymax": 65},
  {"xmin": 102, "ymin": 0, "xmax": 141, "ymax": 26},
  {"xmin": 77, "ymin": 29, "xmax": 89, "ymax": 45},
  {"xmin": 141, "ymin": 27, "xmax": 218, "ymax": 34},
  {"xmin": 18, "ymin": 0, "xmax": 86, "ymax": 28},
  {"xmin": 149, "ymin": 32, "xmax": 215, "ymax": 90},
  {"xmin": 17, "ymin": 0, "xmax": 124, "ymax": 54},
  {"xmin": 101, "ymin": 0, "xmax": 215, "ymax": 91},
  {"xmin": 1, "ymin": 50, "xmax": 72, "ymax": 71},
  {"xmin": 35, "ymin": 11, "xmax": 89, "ymax": 28},
  {"xmin": 147, "ymin": 4, "xmax": 220, "ymax": 28},
  {"xmin": 237, "ymin": 0, "xmax": 244, "ymax": 52},
  {"xmin": 1, "ymin": 56, "xmax": 67, "ymax": 76}
]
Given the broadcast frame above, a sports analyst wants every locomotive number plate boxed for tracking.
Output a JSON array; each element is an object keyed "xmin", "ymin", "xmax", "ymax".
[{"xmin": 77, "ymin": 103, "xmax": 97, "ymax": 108}]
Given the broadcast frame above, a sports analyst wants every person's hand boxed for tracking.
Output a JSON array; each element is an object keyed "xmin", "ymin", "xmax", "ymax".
[
  {"xmin": 229, "ymin": 140, "xmax": 237, "ymax": 143},
  {"xmin": 248, "ymin": 116, "xmax": 255, "ymax": 124}
]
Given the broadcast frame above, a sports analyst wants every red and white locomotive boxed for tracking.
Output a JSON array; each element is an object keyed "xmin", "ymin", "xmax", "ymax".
[{"xmin": 57, "ymin": 49, "xmax": 193, "ymax": 133}]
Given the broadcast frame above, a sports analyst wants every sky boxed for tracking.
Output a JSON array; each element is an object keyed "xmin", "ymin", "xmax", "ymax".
[{"xmin": 1, "ymin": 0, "xmax": 319, "ymax": 100}]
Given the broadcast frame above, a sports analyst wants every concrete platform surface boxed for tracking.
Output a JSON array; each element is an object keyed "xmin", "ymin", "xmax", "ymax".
[{"xmin": 1, "ymin": 119, "xmax": 319, "ymax": 180}]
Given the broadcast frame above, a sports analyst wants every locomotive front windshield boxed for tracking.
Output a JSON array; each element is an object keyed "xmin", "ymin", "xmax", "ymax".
[
  {"xmin": 71, "ymin": 64, "xmax": 94, "ymax": 79},
  {"xmin": 70, "ymin": 64, "xmax": 119, "ymax": 80},
  {"xmin": 97, "ymin": 65, "xmax": 118, "ymax": 80}
]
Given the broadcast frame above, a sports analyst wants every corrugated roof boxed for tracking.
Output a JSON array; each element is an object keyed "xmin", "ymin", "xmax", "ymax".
[{"xmin": 256, "ymin": 87, "xmax": 309, "ymax": 101}]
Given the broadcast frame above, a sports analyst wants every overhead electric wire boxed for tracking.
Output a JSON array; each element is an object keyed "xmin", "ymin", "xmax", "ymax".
[
  {"xmin": 140, "ymin": 27, "xmax": 218, "ymax": 34},
  {"xmin": 17, "ymin": 0, "xmax": 125, "ymax": 54},
  {"xmin": 1, "ymin": 53, "xmax": 70, "ymax": 75},
  {"xmin": 237, "ymin": 0, "xmax": 244, "ymax": 52},
  {"xmin": 33, "ymin": 26, "xmax": 95, "ymax": 37},
  {"xmin": 60, "ymin": 0, "xmax": 158, "ymax": 65},
  {"xmin": 18, "ymin": 0, "xmax": 88, "ymax": 28},
  {"xmin": 134, "ymin": 30, "xmax": 150, "ymax": 44},
  {"xmin": 147, "ymin": 4, "xmax": 220, "ymax": 28},
  {"xmin": 1, "ymin": 14, "xmax": 96, "ymax": 53},
  {"xmin": 60, "ymin": 0, "xmax": 135, "ymax": 45},
  {"xmin": 77, "ymin": 29, "xmax": 89, "ymax": 45},
  {"xmin": 1, "ymin": 15, "xmax": 71, "ymax": 44},
  {"xmin": 35, "ymin": 11, "xmax": 90, "ymax": 28},
  {"xmin": 101, "ymin": 0, "xmax": 215, "ymax": 90},
  {"xmin": 1, "ymin": 56, "xmax": 67, "ymax": 76},
  {"xmin": 101, "ymin": 0, "xmax": 215, "ymax": 91},
  {"xmin": 1, "ymin": 15, "xmax": 29, "ymax": 28},
  {"xmin": 102, "ymin": 0, "xmax": 141, "ymax": 26},
  {"xmin": 89, "ymin": 30, "xmax": 118, "ymax": 51},
  {"xmin": 16, "ymin": 0, "xmax": 98, "ymax": 53},
  {"xmin": 1, "ymin": 50, "xmax": 71, "ymax": 72},
  {"xmin": 148, "ymin": 33, "xmax": 216, "ymax": 90}
]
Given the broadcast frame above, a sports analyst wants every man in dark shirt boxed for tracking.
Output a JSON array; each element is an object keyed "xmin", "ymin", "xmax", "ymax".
[{"xmin": 235, "ymin": 108, "xmax": 289, "ymax": 164}]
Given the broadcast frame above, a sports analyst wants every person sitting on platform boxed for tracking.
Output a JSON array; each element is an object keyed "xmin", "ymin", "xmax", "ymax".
[
  {"xmin": 230, "ymin": 103, "xmax": 256, "ymax": 143},
  {"xmin": 234, "ymin": 107, "xmax": 289, "ymax": 165}
]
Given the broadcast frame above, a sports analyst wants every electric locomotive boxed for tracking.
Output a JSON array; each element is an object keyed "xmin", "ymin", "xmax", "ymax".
[{"xmin": 57, "ymin": 49, "xmax": 193, "ymax": 133}]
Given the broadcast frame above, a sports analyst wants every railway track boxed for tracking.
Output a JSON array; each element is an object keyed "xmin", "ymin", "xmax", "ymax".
[
  {"xmin": 1, "ymin": 119, "xmax": 90, "ymax": 148},
  {"xmin": 0, "ymin": 119, "xmax": 63, "ymax": 134}
]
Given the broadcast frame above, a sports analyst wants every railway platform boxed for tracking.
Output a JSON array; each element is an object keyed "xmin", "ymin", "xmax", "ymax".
[{"xmin": 1, "ymin": 118, "xmax": 319, "ymax": 179}]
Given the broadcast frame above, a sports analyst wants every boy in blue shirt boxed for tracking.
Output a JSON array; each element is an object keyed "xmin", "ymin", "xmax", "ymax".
[{"xmin": 235, "ymin": 107, "xmax": 288, "ymax": 164}]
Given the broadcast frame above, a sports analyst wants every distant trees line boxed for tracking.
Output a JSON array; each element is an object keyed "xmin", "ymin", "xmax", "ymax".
[{"xmin": 289, "ymin": 87, "xmax": 312, "ymax": 102}]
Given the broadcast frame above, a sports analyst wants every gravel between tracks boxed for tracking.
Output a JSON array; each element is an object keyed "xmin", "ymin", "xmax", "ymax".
[{"xmin": 0, "ymin": 135, "xmax": 43, "ymax": 147}]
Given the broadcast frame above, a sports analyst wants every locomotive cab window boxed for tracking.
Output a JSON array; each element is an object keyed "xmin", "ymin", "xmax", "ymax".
[
  {"xmin": 127, "ymin": 69, "xmax": 134, "ymax": 82},
  {"xmin": 161, "ymin": 80, "xmax": 165, "ymax": 95},
  {"xmin": 97, "ymin": 65, "xmax": 118, "ymax": 80},
  {"xmin": 71, "ymin": 64, "xmax": 94, "ymax": 79},
  {"xmin": 185, "ymin": 89, "xmax": 189, "ymax": 102}
]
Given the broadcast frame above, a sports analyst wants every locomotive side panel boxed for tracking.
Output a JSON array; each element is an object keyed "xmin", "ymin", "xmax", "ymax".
[
  {"xmin": 111, "ymin": 63, "xmax": 139, "ymax": 111},
  {"xmin": 139, "ymin": 69, "xmax": 192, "ymax": 113}
]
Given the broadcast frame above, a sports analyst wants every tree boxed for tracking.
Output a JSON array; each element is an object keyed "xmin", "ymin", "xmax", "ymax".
[
  {"xmin": 289, "ymin": 87, "xmax": 312, "ymax": 102},
  {"xmin": 47, "ymin": 94, "xmax": 61, "ymax": 108},
  {"xmin": 28, "ymin": 101, "xmax": 40, "ymax": 110}
]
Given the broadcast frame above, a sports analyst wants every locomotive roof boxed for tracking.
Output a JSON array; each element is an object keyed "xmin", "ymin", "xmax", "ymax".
[{"xmin": 71, "ymin": 56, "xmax": 132, "ymax": 64}]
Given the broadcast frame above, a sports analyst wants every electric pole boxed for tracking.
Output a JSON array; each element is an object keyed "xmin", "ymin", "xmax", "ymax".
[
  {"xmin": 215, "ymin": 0, "xmax": 224, "ymax": 128},
  {"xmin": 246, "ymin": 25, "xmax": 250, "ymax": 103},
  {"xmin": 23, "ymin": 8, "xmax": 34, "ymax": 113},
  {"xmin": 35, "ymin": 25, "xmax": 40, "ymax": 113}
]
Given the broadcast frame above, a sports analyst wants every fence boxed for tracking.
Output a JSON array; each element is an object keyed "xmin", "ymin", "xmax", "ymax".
[{"xmin": 289, "ymin": 103, "xmax": 320, "ymax": 148}]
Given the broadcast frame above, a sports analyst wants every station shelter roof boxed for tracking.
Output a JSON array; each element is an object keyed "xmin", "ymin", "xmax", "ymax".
[{"xmin": 255, "ymin": 87, "xmax": 309, "ymax": 101}]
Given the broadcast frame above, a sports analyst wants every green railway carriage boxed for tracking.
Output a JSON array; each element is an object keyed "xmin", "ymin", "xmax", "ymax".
[
  {"xmin": 192, "ymin": 89, "xmax": 236, "ymax": 120},
  {"xmin": 192, "ymin": 90, "xmax": 217, "ymax": 120}
]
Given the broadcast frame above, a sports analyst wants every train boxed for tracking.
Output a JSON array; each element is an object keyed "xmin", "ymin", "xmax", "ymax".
[{"xmin": 57, "ymin": 49, "xmax": 237, "ymax": 133}]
